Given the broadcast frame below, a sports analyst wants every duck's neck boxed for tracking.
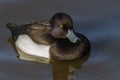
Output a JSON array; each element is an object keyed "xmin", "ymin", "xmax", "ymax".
[
  {"xmin": 55, "ymin": 38, "xmax": 77, "ymax": 50},
  {"xmin": 55, "ymin": 38, "xmax": 72, "ymax": 43}
]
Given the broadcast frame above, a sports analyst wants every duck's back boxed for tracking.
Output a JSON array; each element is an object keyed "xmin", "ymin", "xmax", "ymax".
[{"xmin": 7, "ymin": 21, "xmax": 55, "ymax": 45}]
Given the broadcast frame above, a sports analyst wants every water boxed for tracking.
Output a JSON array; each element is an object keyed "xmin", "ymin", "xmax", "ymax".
[{"xmin": 0, "ymin": 0, "xmax": 120, "ymax": 80}]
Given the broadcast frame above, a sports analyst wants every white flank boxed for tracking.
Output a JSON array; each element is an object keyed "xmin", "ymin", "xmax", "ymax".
[{"xmin": 15, "ymin": 35, "xmax": 50, "ymax": 58}]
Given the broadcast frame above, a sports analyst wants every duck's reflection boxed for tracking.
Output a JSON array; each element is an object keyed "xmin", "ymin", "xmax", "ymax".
[
  {"xmin": 7, "ymin": 38, "xmax": 90, "ymax": 80},
  {"xmin": 51, "ymin": 52, "xmax": 90, "ymax": 80}
]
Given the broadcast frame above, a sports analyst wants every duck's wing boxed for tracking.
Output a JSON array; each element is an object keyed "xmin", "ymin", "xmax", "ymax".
[
  {"xmin": 7, "ymin": 20, "xmax": 50, "ymax": 31},
  {"xmin": 6, "ymin": 20, "xmax": 51, "ymax": 40}
]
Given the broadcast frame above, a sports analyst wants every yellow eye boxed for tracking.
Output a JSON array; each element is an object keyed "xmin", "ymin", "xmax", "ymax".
[{"xmin": 60, "ymin": 24, "xmax": 63, "ymax": 28}]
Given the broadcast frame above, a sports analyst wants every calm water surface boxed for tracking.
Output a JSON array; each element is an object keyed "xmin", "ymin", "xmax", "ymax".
[{"xmin": 0, "ymin": 0, "xmax": 120, "ymax": 80}]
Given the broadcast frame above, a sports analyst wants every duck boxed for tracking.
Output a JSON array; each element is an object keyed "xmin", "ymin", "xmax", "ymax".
[{"xmin": 7, "ymin": 12, "xmax": 91, "ymax": 61}]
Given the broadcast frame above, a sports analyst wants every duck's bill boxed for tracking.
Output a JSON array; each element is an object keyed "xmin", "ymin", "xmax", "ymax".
[{"xmin": 66, "ymin": 30, "xmax": 81, "ymax": 43}]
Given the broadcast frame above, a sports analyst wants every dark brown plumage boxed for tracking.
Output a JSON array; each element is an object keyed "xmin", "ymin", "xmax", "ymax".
[
  {"xmin": 50, "ymin": 32, "xmax": 90, "ymax": 61},
  {"xmin": 7, "ymin": 12, "xmax": 91, "ymax": 61}
]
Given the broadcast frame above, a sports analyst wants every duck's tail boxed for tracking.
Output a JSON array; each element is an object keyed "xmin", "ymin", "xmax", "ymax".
[
  {"xmin": 7, "ymin": 22, "xmax": 29, "ymax": 40},
  {"xmin": 7, "ymin": 23, "xmax": 18, "ymax": 31},
  {"xmin": 7, "ymin": 23, "xmax": 19, "ymax": 40}
]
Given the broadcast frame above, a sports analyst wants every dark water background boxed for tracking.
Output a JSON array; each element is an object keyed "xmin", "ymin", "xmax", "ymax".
[{"xmin": 0, "ymin": 0, "xmax": 120, "ymax": 80}]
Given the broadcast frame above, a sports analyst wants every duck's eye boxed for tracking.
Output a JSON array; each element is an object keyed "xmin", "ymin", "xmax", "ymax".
[
  {"xmin": 60, "ymin": 24, "xmax": 68, "ymax": 32},
  {"xmin": 60, "ymin": 24, "xmax": 63, "ymax": 28}
]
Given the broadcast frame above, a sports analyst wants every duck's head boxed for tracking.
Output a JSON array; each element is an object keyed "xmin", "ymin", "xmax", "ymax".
[{"xmin": 50, "ymin": 12, "xmax": 80, "ymax": 43}]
